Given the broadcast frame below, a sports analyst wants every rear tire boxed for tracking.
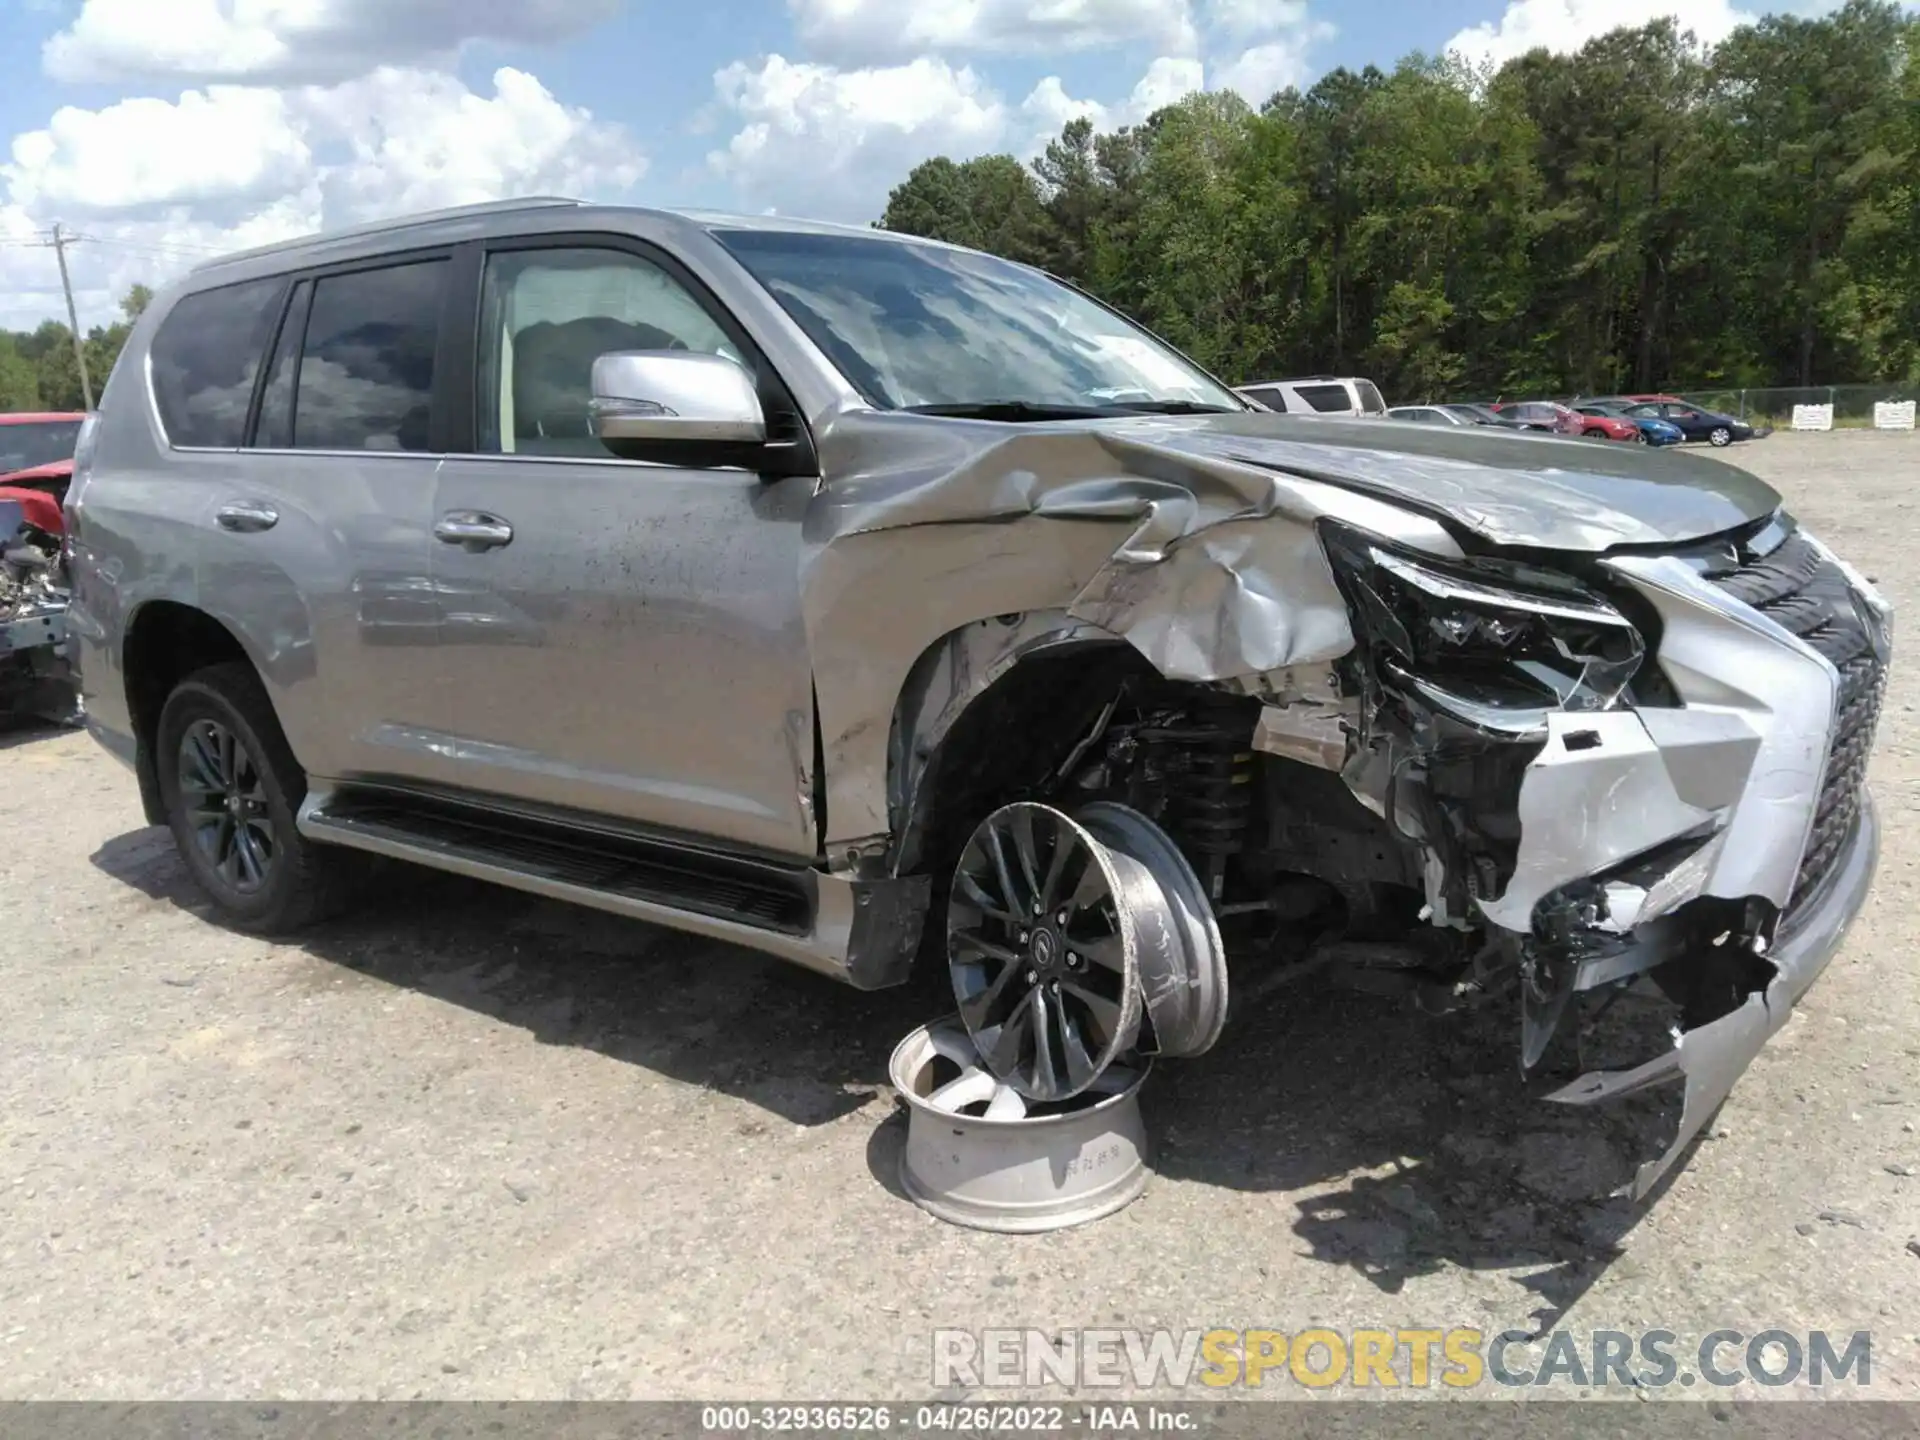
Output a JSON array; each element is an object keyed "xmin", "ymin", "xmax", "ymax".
[{"xmin": 155, "ymin": 661, "xmax": 364, "ymax": 934}]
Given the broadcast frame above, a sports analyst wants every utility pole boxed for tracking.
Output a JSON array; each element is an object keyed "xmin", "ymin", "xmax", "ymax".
[{"xmin": 50, "ymin": 222, "xmax": 95, "ymax": 410}]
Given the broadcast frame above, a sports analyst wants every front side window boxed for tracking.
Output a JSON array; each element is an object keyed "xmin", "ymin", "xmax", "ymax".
[
  {"xmin": 149, "ymin": 278, "xmax": 284, "ymax": 447},
  {"xmin": 0, "ymin": 420, "xmax": 82, "ymax": 474},
  {"xmin": 477, "ymin": 247, "xmax": 741, "ymax": 457},
  {"xmin": 293, "ymin": 260, "xmax": 447, "ymax": 453},
  {"xmin": 1354, "ymin": 380, "xmax": 1387, "ymax": 415},
  {"xmin": 714, "ymin": 228, "xmax": 1241, "ymax": 414}
]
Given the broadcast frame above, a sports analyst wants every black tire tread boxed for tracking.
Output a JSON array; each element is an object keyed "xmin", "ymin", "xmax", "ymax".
[{"xmin": 157, "ymin": 660, "xmax": 364, "ymax": 934}]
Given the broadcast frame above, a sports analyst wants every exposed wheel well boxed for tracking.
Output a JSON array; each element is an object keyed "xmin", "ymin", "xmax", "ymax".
[
  {"xmin": 896, "ymin": 643, "xmax": 1151, "ymax": 880},
  {"xmin": 123, "ymin": 601, "xmax": 253, "ymax": 824}
]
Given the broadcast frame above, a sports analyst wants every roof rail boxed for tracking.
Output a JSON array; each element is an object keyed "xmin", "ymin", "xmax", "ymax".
[{"xmin": 191, "ymin": 196, "xmax": 584, "ymax": 273}]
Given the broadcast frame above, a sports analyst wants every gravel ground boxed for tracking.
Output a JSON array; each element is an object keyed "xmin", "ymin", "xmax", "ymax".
[{"xmin": 1, "ymin": 431, "xmax": 1917, "ymax": 1403}]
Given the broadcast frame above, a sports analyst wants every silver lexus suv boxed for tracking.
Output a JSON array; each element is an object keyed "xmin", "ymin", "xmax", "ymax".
[{"xmin": 66, "ymin": 197, "xmax": 1890, "ymax": 1199}]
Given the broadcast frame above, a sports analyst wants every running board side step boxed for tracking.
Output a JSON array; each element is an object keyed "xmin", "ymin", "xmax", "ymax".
[{"xmin": 296, "ymin": 786, "xmax": 930, "ymax": 989}]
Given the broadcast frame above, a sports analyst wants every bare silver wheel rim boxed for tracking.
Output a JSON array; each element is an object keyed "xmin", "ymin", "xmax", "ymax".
[
  {"xmin": 891, "ymin": 1018, "xmax": 1151, "ymax": 1233},
  {"xmin": 178, "ymin": 718, "xmax": 275, "ymax": 894},
  {"xmin": 1077, "ymin": 802, "xmax": 1229, "ymax": 1059},
  {"xmin": 948, "ymin": 803, "xmax": 1140, "ymax": 1102}
]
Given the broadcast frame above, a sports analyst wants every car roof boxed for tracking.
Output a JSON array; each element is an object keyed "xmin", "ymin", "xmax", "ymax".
[
  {"xmin": 186, "ymin": 195, "xmax": 984, "ymax": 282},
  {"xmin": 0, "ymin": 412, "xmax": 86, "ymax": 425},
  {"xmin": 1241, "ymin": 376, "xmax": 1362, "ymax": 388}
]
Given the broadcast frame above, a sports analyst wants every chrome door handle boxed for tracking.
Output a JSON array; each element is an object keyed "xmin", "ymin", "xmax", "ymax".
[
  {"xmin": 434, "ymin": 511, "xmax": 514, "ymax": 551},
  {"xmin": 215, "ymin": 501, "xmax": 279, "ymax": 533}
]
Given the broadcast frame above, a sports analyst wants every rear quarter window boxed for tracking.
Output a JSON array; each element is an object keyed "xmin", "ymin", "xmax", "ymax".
[
  {"xmin": 149, "ymin": 278, "xmax": 285, "ymax": 447},
  {"xmin": 1294, "ymin": 384, "xmax": 1353, "ymax": 413}
]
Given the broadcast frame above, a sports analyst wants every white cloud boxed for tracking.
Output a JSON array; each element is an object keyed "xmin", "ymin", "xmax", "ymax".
[
  {"xmin": 1020, "ymin": 7, "xmax": 1324, "ymax": 144},
  {"xmin": 0, "ymin": 67, "xmax": 644, "ymax": 330},
  {"xmin": 1206, "ymin": 0, "xmax": 1291, "ymax": 37},
  {"xmin": 1021, "ymin": 55, "xmax": 1206, "ymax": 147},
  {"xmin": 298, "ymin": 66, "xmax": 647, "ymax": 223},
  {"xmin": 5, "ymin": 89, "xmax": 311, "ymax": 219},
  {"xmin": 709, "ymin": 55, "xmax": 1007, "ymax": 219},
  {"xmin": 44, "ymin": 0, "xmax": 619, "ymax": 85},
  {"xmin": 1213, "ymin": 35, "xmax": 1319, "ymax": 104},
  {"xmin": 1447, "ymin": 0, "xmax": 1755, "ymax": 66},
  {"xmin": 787, "ymin": 0, "xmax": 1198, "ymax": 63}
]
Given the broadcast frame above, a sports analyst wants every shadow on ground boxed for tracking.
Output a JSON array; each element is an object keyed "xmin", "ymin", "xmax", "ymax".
[
  {"xmin": 0, "ymin": 717, "xmax": 78, "ymax": 752},
  {"xmin": 91, "ymin": 824, "xmax": 1682, "ymax": 1332}
]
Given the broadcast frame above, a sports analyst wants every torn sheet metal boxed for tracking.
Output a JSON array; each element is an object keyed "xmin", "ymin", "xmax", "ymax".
[
  {"xmin": 802, "ymin": 415, "xmax": 1461, "ymax": 848},
  {"xmin": 1247, "ymin": 663, "xmax": 1356, "ymax": 772},
  {"xmin": 1478, "ymin": 710, "xmax": 1762, "ymax": 934},
  {"xmin": 1549, "ymin": 796, "xmax": 1880, "ymax": 1201}
]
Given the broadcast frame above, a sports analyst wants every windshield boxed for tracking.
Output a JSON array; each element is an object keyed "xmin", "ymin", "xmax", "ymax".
[
  {"xmin": 0, "ymin": 420, "xmax": 81, "ymax": 475},
  {"xmin": 714, "ymin": 229, "xmax": 1243, "ymax": 414}
]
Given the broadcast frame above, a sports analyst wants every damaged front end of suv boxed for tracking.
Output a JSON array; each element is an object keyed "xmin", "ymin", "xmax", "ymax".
[
  {"xmin": 820, "ymin": 416, "xmax": 1890, "ymax": 1203},
  {"xmin": 1311, "ymin": 513, "xmax": 1890, "ymax": 1197}
]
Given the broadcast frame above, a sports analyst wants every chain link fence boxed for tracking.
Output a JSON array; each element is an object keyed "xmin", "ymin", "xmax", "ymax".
[{"xmin": 1673, "ymin": 384, "xmax": 1919, "ymax": 428}]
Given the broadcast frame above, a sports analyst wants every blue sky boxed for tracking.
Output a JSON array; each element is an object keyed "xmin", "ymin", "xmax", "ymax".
[{"xmin": 0, "ymin": 1, "xmax": 1819, "ymax": 328}]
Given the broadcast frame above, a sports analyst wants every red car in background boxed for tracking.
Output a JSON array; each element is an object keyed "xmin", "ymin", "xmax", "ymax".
[
  {"xmin": 0, "ymin": 412, "xmax": 86, "ymax": 536},
  {"xmin": 1494, "ymin": 400, "xmax": 1640, "ymax": 442}
]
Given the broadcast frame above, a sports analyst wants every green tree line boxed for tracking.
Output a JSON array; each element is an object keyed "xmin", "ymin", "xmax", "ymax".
[
  {"xmin": 0, "ymin": 284, "xmax": 151, "ymax": 413},
  {"xmin": 879, "ymin": 0, "xmax": 1920, "ymax": 402}
]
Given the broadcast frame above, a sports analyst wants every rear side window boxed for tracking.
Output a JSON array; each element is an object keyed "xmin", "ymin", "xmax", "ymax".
[
  {"xmin": 1294, "ymin": 384, "xmax": 1353, "ymax": 413},
  {"xmin": 149, "ymin": 278, "xmax": 284, "ymax": 447},
  {"xmin": 293, "ymin": 261, "xmax": 447, "ymax": 452}
]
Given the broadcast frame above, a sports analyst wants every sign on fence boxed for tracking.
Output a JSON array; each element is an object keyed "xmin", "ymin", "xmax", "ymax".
[
  {"xmin": 1792, "ymin": 404, "xmax": 1835, "ymax": 431},
  {"xmin": 1874, "ymin": 400, "xmax": 1917, "ymax": 431}
]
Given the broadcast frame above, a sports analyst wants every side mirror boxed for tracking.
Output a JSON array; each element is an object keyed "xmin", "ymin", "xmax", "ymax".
[{"xmin": 589, "ymin": 351, "xmax": 767, "ymax": 466}]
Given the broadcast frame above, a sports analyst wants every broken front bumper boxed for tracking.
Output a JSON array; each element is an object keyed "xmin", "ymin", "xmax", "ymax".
[
  {"xmin": 1548, "ymin": 793, "xmax": 1878, "ymax": 1200},
  {"xmin": 1484, "ymin": 524, "xmax": 1891, "ymax": 1200}
]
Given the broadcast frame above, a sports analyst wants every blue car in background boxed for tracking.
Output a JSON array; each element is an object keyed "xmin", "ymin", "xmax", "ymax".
[{"xmin": 1575, "ymin": 401, "xmax": 1684, "ymax": 446}]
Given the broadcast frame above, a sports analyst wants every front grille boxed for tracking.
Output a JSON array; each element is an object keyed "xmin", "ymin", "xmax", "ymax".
[{"xmin": 1710, "ymin": 530, "xmax": 1886, "ymax": 904}]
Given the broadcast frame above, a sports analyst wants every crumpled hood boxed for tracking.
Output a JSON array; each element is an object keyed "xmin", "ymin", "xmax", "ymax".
[
  {"xmin": 1135, "ymin": 414, "xmax": 1780, "ymax": 552},
  {"xmin": 803, "ymin": 408, "xmax": 1785, "ymax": 843}
]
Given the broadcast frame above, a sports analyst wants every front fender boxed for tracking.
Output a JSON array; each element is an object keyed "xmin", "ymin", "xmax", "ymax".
[{"xmin": 800, "ymin": 414, "xmax": 1458, "ymax": 855}]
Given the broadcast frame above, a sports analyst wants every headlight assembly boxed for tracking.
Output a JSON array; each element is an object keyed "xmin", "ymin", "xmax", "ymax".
[{"xmin": 1320, "ymin": 522, "xmax": 1645, "ymax": 733}]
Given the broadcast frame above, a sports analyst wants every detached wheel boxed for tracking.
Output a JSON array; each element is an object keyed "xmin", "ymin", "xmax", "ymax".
[
  {"xmin": 1709, "ymin": 426, "xmax": 1734, "ymax": 447},
  {"xmin": 156, "ymin": 661, "xmax": 361, "ymax": 934},
  {"xmin": 947, "ymin": 803, "xmax": 1143, "ymax": 1102}
]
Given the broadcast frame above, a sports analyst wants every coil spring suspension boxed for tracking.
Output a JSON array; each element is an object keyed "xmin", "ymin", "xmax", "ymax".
[{"xmin": 1141, "ymin": 697, "xmax": 1256, "ymax": 900}]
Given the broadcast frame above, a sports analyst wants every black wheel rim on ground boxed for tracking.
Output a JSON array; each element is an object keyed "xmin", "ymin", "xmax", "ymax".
[
  {"xmin": 177, "ymin": 718, "xmax": 276, "ymax": 893},
  {"xmin": 947, "ymin": 803, "xmax": 1141, "ymax": 1102}
]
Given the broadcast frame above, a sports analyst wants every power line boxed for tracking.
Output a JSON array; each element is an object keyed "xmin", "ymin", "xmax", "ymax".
[{"xmin": 68, "ymin": 232, "xmax": 224, "ymax": 258}]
